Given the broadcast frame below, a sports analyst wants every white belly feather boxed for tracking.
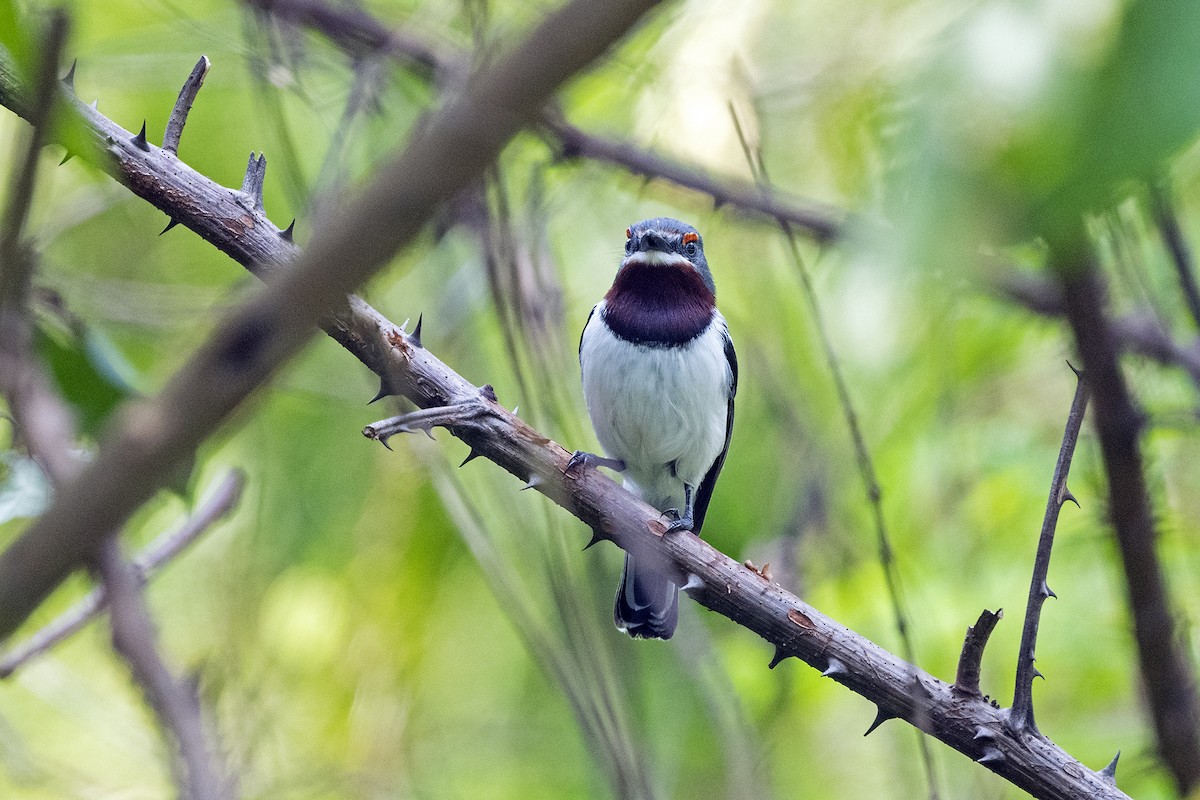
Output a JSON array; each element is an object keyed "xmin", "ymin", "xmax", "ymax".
[{"xmin": 580, "ymin": 303, "xmax": 732, "ymax": 511}]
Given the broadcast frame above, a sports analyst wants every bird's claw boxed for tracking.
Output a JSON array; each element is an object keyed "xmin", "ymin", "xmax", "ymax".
[
  {"xmin": 565, "ymin": 450, "xmax": 625, "ymax": 474},
  {"xmin": 662, "ymin": 508, "xmax": 694, "ymax": 534}
]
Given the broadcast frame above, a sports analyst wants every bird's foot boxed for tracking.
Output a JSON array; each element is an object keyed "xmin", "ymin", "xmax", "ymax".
[
  {"xmin": 565, "ymin": 451, "xmax": 626, "ymax": 474},
  {"xmin": 661, "ymin": 508, "xmax": 694, "ymax": 534}
]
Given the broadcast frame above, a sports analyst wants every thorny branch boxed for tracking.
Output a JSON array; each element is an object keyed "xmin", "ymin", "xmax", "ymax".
[
  {"xmin": 1009, "ymin": 368, "xmax": 1088, "ymax": 736},
  {"xmin": 0, "ymin": 18, "xmax": 233, "ymax": 799},
  {"xmin": 0, "ymin": 21, "xmax": 1144, "ymax": 800},
  {"xmin": 0, "ymin": 0, "xmax": 663, "ymax": 640},
  {"xmin": 1055, "ymin": 247, "xmax": 1200, "ymax": 795}
]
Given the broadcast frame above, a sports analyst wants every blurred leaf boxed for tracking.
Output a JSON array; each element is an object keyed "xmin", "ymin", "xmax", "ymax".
[
  {"xmin": 33, "ymin": 319, "xmax": 134, "ymax": 437},
  {"xmin": 0, "ymin": 0, "xmax": 32, "ymax": 78},
  {"xmin": 1036, "ymin": 0, "xmax": 1200, "ymax": 239},
  {"xmin": 0, "ymin": 452, "xmax": 51, "ymax": 524}
]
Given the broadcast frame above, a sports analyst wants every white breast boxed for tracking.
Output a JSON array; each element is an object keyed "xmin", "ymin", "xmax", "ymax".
[{"xmin": 579, "ymin": 302, "xmax": 732, "ymax": 510}]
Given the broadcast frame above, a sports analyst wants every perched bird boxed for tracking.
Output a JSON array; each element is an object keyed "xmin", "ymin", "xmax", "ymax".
[{"xmin": 570, "ymin": 217, "xmax": 737, "ymax": 639}]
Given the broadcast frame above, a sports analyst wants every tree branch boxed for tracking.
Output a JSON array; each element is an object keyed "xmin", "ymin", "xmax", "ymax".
[
  {"xmin": 0, "ymin": 28, "xmax": 1133, "ymax": 800},
  {"xmin": 997, "ymin": 272, "xmax": 1200, "ymax": 390},
  {"xmin": 1056, "ymin": 248, "xmax": 1200, "ymax": 794},
  {"xmin": 162, "ymin": 55, "xmax": 209, "ymax": 155},
  {"xmin": 357, "ymin": 334, "xmax": 1125, "ymax": 799},
  {"xmin": 952, "ymin": 608, "xmax": 1002, "ymax": 699},
  {"xmin": 1151, "ymin": 185, "xmax": 1200, "ymax": 333},
  {"xmin": 246, "ymin": 0, "xmax": 847, "ymax": 242},
  {"xmin": 0, "ymin": 470, "xmax": 245, "ymax": 677},
  {"xmin": 1009, "ymin": 367, "xmax": 1088, "ymax": 736},
  {"xmin": 95, "ymin": 537, "xmax": 231, "ymax": 800},
  {"xmin": 0, "ymin": 0, "xmax": 663, "ymax": 641}
]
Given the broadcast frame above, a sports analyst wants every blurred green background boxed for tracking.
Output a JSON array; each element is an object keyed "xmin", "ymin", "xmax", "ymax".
[{"xmin": 3, "ymin": 0, "xmax": 1200, "ymax": 797}]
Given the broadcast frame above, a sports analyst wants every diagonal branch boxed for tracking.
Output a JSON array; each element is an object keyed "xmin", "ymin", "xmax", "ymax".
[
  {"xmin": 0, "ymin": 470, "xmax": 245, "ymax": 677},
  {"xmin": 0, "ymin": 0, "xmax": 663, "ymax": 642},
  {"xmin": 1055, "ymin": 247, "xmax": 1200, "ymax": 795},
  {"xmin": 1009, "ymin": 367, "xmax": 1088, "ymax": 736},
  {"xmin": 0, "ymin": 32, "xmax": 1132, "ymax": 800}
]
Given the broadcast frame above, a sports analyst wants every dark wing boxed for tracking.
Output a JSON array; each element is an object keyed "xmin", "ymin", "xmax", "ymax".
[
  {"xmin": 692, "ymin": 326, "xmax": 737, "ymax": 533},
  {"xmin": 578, "ymin": 305, "xmax": 596, "ymax": 363}
]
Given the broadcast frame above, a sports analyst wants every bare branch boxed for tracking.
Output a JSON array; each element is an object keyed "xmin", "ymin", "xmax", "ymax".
[
  {"xmin": 0, "ymin": 11, "xmax": 78, "ymax": 486},
  {"xmin": 162, "ymin": 56, "xmax": 210, "ymax": 155},
  {"xmin": 1056, "ymin": 248, "xmax": 1200, "ymax": 794},
  {"xmin": 1009, "ymin": 368, "xmax": 1088, "ymax": 736},
  {"xmin": 239, "ymin": 152, "xmax": 266, "ymax": 211},
  {"xmin": 246, "ymin": 0, "xmax": 847, "ymax": 243},
  {"xmin": 953, "ymin": 609, "xmax": 1002, "ymax": 698},
  {"xmin": 1151, "ymin": 185, "xmax": 1200, "ymax": 332},
  {"xmin": 0, "ymin": 470, "xmax": 245, "ymax": 677},
  {"xmin": 0, "ymin": 11, "xmax": 68, "ymax": 308},
  {"xmin": 997, "ymin": 272, "xmax": 1200, "ymax": 390},
  {"xmin": 0, "ymin": 0, "xmax": 664, "ymax": 642},
  {"xmin": 95, "ymin": 537, "xmax": 231, "ymax": 800}
]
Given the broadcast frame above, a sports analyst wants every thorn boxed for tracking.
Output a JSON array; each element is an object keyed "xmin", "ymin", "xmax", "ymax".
[
  {"xmin": 582, "ymin": 530, "xmax": 604, "ymax": 550},
  {"xmin": 377, "ymin": 435, "xmax": 393, "ymax": 451},
  {"xmin": 976, "ymin": 747, "xmax": 1006, "ymax": 766},
  {"xmin": 279, "ymin": 219, "xmax": 295, "ymax": 242},
  {"xmin": 59, "ymin": 150, "xmax": 73, "ymax": 165},
  {"xmin": 131, "ymin": 121, "xmax": 150, "ymax": 151},
  {"xmin": 1099, "ymin": 750, "xmax": 1120, "ymax": 781},
  {"xmin": 768, "ymin": 647, "xmax": 788, "ymax": 670},
  {"xmin": 521, "ymin": 474, "xmax": 542, "ymax": 491},
  {"xmin": 1067, "ymin": 360, "xmax": 1083, "ymax": 380},
  {"xmin": 479, "ymin": 384, "xmax": 498, "ymax": 402},
  {"xmin": 90, "ymin": 99, "xmax": 98, "ymax": 110},
  {"xmin": 863, "ymin": 707, "xmax": 895, "ymax": 737},
  {"xmin": 411, "ymin": 314, "xmax": 423, "ymax": 348},
  {"xmin": 1041, "ymin": 580, "xmax": 1056, "ymax": 600},
  {"xmin": 1032, "ymin": 667, "xmax": 1044, "ymax": 681},
  {"xmin": 862, "ymin": 707, "xmax": 895, "ymax": 737},
  {"xmin": 368, "ymin": 378, "xmax": 395, "ymax": 404},
  {"xmin": 159, "ymin": 217, "xmax": 180, "ymax": 235},
  {"xmin": 61, "ymin": 59, "xmax": 77, "ymax": 93},
  {"xmin": 422, "ymin": 428, "xmax": 436, "ymax": 441},
  {"xmin": 1062, "ymin": 486, "xmax": 1080, "ymax": 508},
  {"xmin": 459, "ymin": 449, "xmax": 482, "ymax": 468},
  {"xmin": 680, "ymin": 573, "xmax": 704, "ymax": 593},
  {"xmin": 512, "ymin": 406, "xmax": 519, "ymax": 416},
  {"xmin": 821, "ymin": 657, "xmax": 846, "ymax": 678},
  {"xmin": 972, "ymin": 726, "xmax": 994, "ymax": 742}
]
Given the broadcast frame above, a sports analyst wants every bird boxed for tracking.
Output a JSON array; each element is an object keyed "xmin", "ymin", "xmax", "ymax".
[{"xmin": 569, "ymin": 217, "xmax": 737, "ymax": 639}]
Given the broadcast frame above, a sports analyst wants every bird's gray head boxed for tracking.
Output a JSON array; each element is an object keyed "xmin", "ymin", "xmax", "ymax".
[{"xmin": 622, "ymin": 217, "xmax": 716, "ymax": 295}]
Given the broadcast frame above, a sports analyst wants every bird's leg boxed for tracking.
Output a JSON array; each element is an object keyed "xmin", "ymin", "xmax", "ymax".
[
  {"xmin": 565, "ymin": 451, "xmax": 626, "ymax": 474},
  {"xmin": 663, "ymin": 483, "xmax": 695, "ymax": 533}
]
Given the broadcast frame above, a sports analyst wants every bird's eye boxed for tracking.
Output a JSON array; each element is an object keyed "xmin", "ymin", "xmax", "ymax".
[
  {"xmin": 625, "ymin": 238, "xmax": 634, "ymax": 254},
  {"xmin": 681, "ymin": 231, "xmax": 699, "ymax": 257}
]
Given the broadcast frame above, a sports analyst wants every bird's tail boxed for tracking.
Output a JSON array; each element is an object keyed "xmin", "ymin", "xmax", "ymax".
[{"xmin": 614, "ymin": 552, "xmax": 679, "ymax": 640}]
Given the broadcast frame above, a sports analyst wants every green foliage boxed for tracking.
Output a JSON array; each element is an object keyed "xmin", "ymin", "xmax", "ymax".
[{"xmin": 3, "ymin": 1, "xmax": 1200, "ymax": 799}]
